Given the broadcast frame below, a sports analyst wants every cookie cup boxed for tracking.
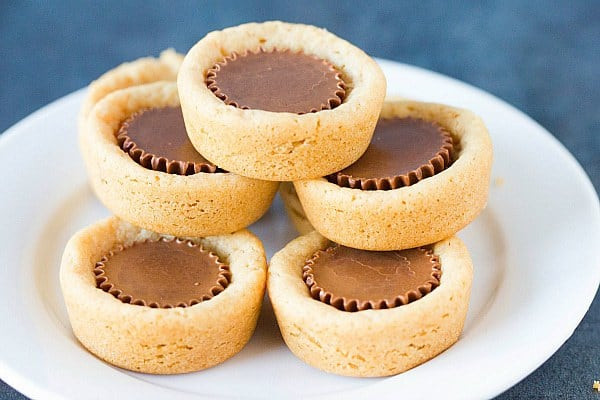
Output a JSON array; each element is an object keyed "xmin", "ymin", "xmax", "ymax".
[
  {"xmin": 178, "ymin": 21, "xmax": 386, "ymax": 181},
  {"xmin": 81, "ymin": 81, "xmax": 278, "ymax": 237},
  {"xmin": 294, "ymin": 100, "xmax": 493, "ymax": 250},
  {"xmin": 60, "ymin": 217, "xmax": 267, "ymax": 374},
  {"xmin": 268, "ymin": 231, "xmax": 473, "ymax": 377},
  {"xmin": 78, "ymin": 49, "xmax": 183, "ymax": 132}
]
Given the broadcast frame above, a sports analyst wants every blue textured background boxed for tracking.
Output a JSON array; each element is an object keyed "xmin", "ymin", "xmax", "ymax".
[{"xmin": 1, "ymin": 1, "xmax": 598, "ymax": 399}]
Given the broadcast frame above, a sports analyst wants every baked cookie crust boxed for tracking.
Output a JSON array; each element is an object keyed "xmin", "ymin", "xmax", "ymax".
[
  {"xmin": 294, "ymin": 100, "xmax": 493, "ymax": 250},
  {"xmin": 60, "ymin": 217, "xmax": 267, "ymax": 374},
  {"xmin": 80, "ymin": 81, "xmax": 279, "ymax": 237},
  {"xmin": 279, "ymin": 182, "xmax": 314, "ymax": 235},
  {"xmin": 177, "ymin": 21, "xmax": 386, "ymax": 181},
  {"xmin": 78, "ymin": 49, "xmax": 183, "ymax": 132},
  {"xmin": 267, "ymin": 231, "xmax": 473, "ymax": 377}
]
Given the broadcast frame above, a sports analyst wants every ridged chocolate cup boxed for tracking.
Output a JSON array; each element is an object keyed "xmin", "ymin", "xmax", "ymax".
[
  {"xmin": 206, "ymin": 47, "xmax": 346, "ymax": 114},
  {"xmin": 94, "ymin": 237, "xmax": 231, "ymax": 308},
  {"xmin": 117, "ymin": 108, "xmax": 220, "ymax": 176},
  {"xmin": 303, "ymin": 245, "xmax": 441, "ymax": 312},
  {"xmin": 328, "ymin": 117, "xmax": 454, "ymax": 190}
]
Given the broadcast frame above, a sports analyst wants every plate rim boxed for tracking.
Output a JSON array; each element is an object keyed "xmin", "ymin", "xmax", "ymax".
[{"xmin": 0, "ymin": 59, "xmax": 598, "ymax": 400}]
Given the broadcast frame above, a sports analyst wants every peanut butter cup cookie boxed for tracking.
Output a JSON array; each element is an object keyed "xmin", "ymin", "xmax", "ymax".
[
  {"xmin": 81, "ymin": 81, "xmax": 278, "ymax": 237},
  {"xmin": 78, "ymin": 49, "xmax": 184, "ymax": 132},
  {"xmin": 178, "ymin": 21, "xmax": 386, "ymax": 181},
  {"xmin": 268, "ymin": 231, "xmax": 473, "ymax": 377},
  {"xmin": 60, "ymin": 217, "xmax": 267, "ymax": 374},
  {"xmin": 294, "ymin": 100, "xmax": 493, "ymax": 250}
]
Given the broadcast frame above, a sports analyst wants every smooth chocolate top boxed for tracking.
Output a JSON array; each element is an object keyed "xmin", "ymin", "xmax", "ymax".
[
  {"xmin": 206, "ymin": 49, "xmax": 345, "ymax": 114},
  {"xmin": 330, "ymin": 117, "xmax": 453, "ymax": 190},
  {"xmin": 118, "ymin": 106, "xmax": 218, "ymax": 175},
  {"xmin": 303, "ymin": 245, "xmax": 441, "ymax": 311},
  {"xmin": 95, "ymin": 238, "xmax": 231, "ymax": 308}
]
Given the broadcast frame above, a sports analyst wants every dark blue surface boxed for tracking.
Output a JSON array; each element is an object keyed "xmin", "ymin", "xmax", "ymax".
[{"xmin": 1, "ymin": 1, "xmax": 598, "ymax": 399}]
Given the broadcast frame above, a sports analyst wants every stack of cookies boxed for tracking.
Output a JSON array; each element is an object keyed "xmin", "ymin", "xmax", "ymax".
[{"xmin": 61, "ymin": 21, "xmax": 492, "ymax": 378}]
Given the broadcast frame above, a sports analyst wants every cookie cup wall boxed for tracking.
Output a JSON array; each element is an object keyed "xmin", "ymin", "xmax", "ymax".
[
  {"xmin": 279, "ymin": 182, "xmax": 314, "ymax": 235},
  {"xmin": 78, "ymin": 49, "xmax": 183, "ymax": 132}
]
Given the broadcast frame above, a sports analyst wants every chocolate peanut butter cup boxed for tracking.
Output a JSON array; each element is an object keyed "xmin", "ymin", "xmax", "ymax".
[
  {"xmin": 117, "ymin": 106, "xmax": 219, "ymax": 175},
  {"xmin": 84, "ymin": 82, "xmax": 278, "ymax": 237},
  {"xmin": 269, "ymin": 231, "xmax": 472, "ymax": 376},
  {"xmin": 303, "ymin": 244, "xmax": 441, "ymax": 311},
  {"xmin": 179, "ymin": 21, "xmax": 386, "ymax": 181},
  {"xmin": 206, "ymin": 48, "xmax": 346, "ymax": 114},
  {"xmin": 62, "ymin": 217, "xmax": 268, "ymax": 374},
  {"xmin": 94, "ymin": 237, "xmax": 231, "ymax": 308},
  {"xmin": 328, "ymin": 117, "xmax": 453, "ymax": 190}
]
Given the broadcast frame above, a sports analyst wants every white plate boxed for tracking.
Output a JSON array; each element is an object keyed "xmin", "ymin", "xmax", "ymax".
[{"xmin": 0, "ymin": 59, "xmax": 598, "ymax": 400}]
